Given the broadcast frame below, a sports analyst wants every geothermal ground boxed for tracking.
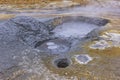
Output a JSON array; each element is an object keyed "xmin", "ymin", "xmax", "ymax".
[{"xmin": 0, "ymin": 0, "xmax": 120, "ymax": 80}]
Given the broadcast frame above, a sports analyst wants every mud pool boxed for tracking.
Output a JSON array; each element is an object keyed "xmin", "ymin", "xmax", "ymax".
[
  {"xmin": 52, "ymin": 22, "xmax": 99, "ymax": 38},
  {"xmin": 0, "ymin": 0, "xmax": 120, "ymax": 80}
]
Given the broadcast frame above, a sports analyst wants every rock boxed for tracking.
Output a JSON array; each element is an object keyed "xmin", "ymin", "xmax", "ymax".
[
  {"xmin": 0, "ymin": 16, "xmax": 51, "ymax": 46},
  {"xmin": 0, "ymin": 19, "xmax": 19, "ymax": 42},
  {"xmin": 44, "ymin": 17, "xmax": 63, "ymax": 31}
]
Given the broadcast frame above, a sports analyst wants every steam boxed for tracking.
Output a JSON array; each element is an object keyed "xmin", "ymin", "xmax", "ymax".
[{"xmin": 53, "ymin": 21, "xmax": 98, "ymax": 38}]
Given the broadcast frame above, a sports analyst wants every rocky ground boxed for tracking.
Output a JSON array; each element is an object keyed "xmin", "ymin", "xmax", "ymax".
[{"xmin": 0, "ymin": 0, "xmax": 120, "ymax": 80}]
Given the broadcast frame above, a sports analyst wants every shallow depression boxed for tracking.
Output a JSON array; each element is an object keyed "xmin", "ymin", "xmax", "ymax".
[{"xmin": 53, "ymin": 58, "xmax": 71, "ymax": 68}]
